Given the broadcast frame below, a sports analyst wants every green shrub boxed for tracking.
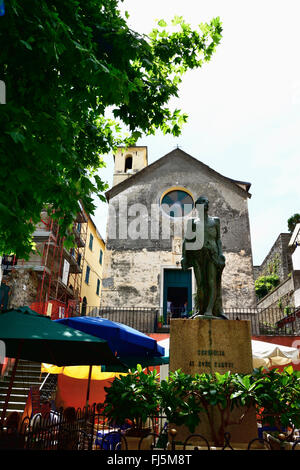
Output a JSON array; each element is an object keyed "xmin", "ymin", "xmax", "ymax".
[
  {"xmin": 255, "ymin": 274, "xmax": 280, "ymax": 299},
  {"xmin": 103, "ymin": 365, "xmax": 160, "ymax": 432},
  {"xmin": 253, "ymin": 366, "xmax": 300, "ymax": 437},
  {"xmin": 160, "ymin": 367, "xmax": 300, "ymax": 446},
  {"xmin": 102, "ymin": 366, "xmax": 300, "ymax": 446}
]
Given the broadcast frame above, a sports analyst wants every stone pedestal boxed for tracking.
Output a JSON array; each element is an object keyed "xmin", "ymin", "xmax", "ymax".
[{"xmin": 169, "ymin": 318, "xmax": 258, "ymax": 445}]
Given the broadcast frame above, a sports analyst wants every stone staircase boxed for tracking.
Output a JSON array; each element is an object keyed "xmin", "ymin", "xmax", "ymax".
[{"xmin": 0, "ymin": 360, "xmax": 48, "ymax": 419}]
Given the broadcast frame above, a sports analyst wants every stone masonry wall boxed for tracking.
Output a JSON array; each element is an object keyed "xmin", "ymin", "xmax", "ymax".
[
  {"xmin": 101, "ymin": 249, "xmax": 173, "ymax": 307},
  {"xmin": 253, "ymin": 265, "xmax": 260, "ymax": 280},
  {"xmin": 257, "ymin": 277, "xmax": 294, "ymax": 310},
  {"xmin": 7, "ymin": 269, "xmax": 39, "ymax": 309},
  {"xmin": 101, "ymin": 248, "xmax": 256, "ymax": 309},
  {"xmin": 255, "ymin": 233, "xmax": 293, "ymax": 282}
]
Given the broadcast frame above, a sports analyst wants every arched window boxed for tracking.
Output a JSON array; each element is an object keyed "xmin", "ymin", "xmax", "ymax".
[
  {"xmin": 85, "ymin": 265, "xmax": 90, "ymax": 284},
  {"xmin": 125, "ymin": 154, "xmax": 133, "ymax": 172},
  {"xmin": 96, "ymin": 279, "xmax": 101, "ymax": 296},
  {"xmin": 89, "ymin": 233, "xmax": 94, "ymax": 251},
  {"xmin": 82, "ymin": 296, "xmax": 87, "ymax": 316}
]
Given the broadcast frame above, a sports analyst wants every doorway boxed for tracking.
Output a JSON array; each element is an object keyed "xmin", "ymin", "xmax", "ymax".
[{"xmin": 163, "ymin": 269, "xmax": 192, "ymax": 321}]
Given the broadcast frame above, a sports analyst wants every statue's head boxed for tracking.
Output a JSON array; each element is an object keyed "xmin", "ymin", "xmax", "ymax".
[{"xmin": 195, "ymin": 196, "xmax": 209, "ymax": 212}]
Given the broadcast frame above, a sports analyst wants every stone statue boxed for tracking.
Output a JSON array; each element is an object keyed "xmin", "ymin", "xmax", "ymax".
[{"xmin": 181, "ymin": 196, "xmax": 227, "ymax": 319}]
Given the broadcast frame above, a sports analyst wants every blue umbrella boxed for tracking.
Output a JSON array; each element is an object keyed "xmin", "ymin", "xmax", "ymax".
[
  {"xmin": 56, "ymin": 317, "xmax": 165, "ymax": 359},
  {"xmin": 0, "ymin": 1, "xmax": 5, "ymax": 16}
]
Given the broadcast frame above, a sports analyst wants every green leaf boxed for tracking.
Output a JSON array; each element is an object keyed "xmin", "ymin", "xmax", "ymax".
[
  {"xmin": 230, "ymin": 391, "xmax": 243, "ymax": 399},
  {"xmin": 285, "ymin": 365, "xmax": 294, "ymax": 375},
  {"xmin": 171, "ymin": 16, "xmax": 183, "ymax": 26},
  {"xmin": 158, "ymin": 19, "xmax": 167, "ymax": 27},
  {"xmin": 20, "ymin": 39, "xmax": 32, "ymax": 50},
  {"xmin": 0, "ymin": 202, "xmax": 14, "ymax": 216},
  {"xmin": 6, "ymin": 130, "xmax": 25, "ymax": 144}
]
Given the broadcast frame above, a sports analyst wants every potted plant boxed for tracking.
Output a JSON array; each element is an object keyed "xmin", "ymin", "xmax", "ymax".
[
  {"xmin": 103, "ymin": 365, "xmax": 160, "ymax": 449},
  {"xmin": 159, "ymin": 366, "xmax": 300, "ymax": 449},
  {"xmin": 254, "ymin": 366, "xmax": 300, "ymax": 450},
  {"xmin": 159, "ymin": 369, "xmax": 263, "ymax": 448},
  {"xmin": 157, "ymin": 315, "xmax": 164, "ymax": 329}
]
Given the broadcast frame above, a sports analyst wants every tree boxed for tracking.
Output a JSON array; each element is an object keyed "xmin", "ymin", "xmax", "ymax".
[
  {"xmin": 288, "ymin": 214, "xmax": 300, "ymax": 233},
  {"xmin": 0, "ymin": 1, "xmax": 222, "ymax": 258}
]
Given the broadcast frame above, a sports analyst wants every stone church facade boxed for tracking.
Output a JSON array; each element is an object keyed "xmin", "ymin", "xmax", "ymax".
[{"xmin": 101, "ymin": 147, "xmax": 256, "ymax": 316}]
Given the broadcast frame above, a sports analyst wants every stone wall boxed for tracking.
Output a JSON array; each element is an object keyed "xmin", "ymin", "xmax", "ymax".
[
  {"xmin": 257, "ymin": 277, "xmax": 294, "ymax": 310},
  {"xmin": 253, "ymin": 265, "xmax": 261, "ymax": 281},
  {"xmin": 7, "ymin": 269, "xmax": 39, "ymax": 309},
  {"xmin": 101, "ymin": 247, "xmax": 256, "ymax": 309},
  {"xmin": 101, "ymin": 249, "xmax": 172, "ymax": 307},
  {"xmin": 255, "ymin": 233, "xmax": 293, "ymax": 282},
  {"xmin": 222, "ymin": 252, "xmax": 257, "ymax": 308}
]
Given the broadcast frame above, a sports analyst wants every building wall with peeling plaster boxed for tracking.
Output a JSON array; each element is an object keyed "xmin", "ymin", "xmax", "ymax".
[{"xmin": 101, "ymin": 148, "xmax": 256, "ymax": 309}]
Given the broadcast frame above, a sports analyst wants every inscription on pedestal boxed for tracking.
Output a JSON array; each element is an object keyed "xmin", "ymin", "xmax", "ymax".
[
  {"xmin": 169, "ymin": 318, "xmax": 257, "ymax": 445},
  {"xmin": 170, "ymin": 318, "xmax": 253, "ymax": 375},
  {"xmin": 189, "ymin": 349, "xmax": 234, "ymax": 370}
]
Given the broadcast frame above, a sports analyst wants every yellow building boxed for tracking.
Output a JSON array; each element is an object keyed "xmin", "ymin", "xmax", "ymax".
[{"xmin": 79, "ymin": 215, "xmax": 105, "ymax": 315}]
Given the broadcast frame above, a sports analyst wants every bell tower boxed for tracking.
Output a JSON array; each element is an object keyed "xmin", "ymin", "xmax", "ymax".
[{"xmin": 112, "ymin": 146, "xmax": 148, "ymax": 187}]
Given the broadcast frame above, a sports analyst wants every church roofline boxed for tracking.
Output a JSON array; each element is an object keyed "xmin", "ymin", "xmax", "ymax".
[{"xmin": 106, "ymin": 148, "xmax": 252, "ymax": 201}]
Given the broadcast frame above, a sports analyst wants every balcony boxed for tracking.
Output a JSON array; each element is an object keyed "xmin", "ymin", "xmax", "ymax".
[
  {"xmin": 74, "ymin": 229, "xmax": 85, "ymax": 248},
  {"xmin": 76, "ymin": 205, "xmax": 88, "ymax": 223},
  {"xmin": 32, "ymin": 229, "xmax": 52, "ymax": 243},
  {"xmin": 63, "ymin": 248, "xmax": 82, "ymax": 274},
  {"xmin": 1, "ymin": 254, "xmax": 51, "ymax": 274}
]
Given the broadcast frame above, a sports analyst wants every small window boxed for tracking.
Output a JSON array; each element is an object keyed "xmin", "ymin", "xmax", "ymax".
[
  {"xmin": 99, "ymin": 249, "xmax": 103, "ymax": 265},
  {"xmin": 85, "ymin": 265, "xmax": 90, "ymax": 284},
  {"xmin": 89, "ymin": 234, "xmax": 93, "ymax": 251},
  {"xmin": 125, "ymin": 155, "xmax": 133, "ymax": 172},
  {"xmin": 77, "ymin": 253, "xmax": 81, "ymax": 267},
  {"xmin": 96, "ymin": 279, "xmax": 101, "ymax": 296},
  {"xmin": 77, "ymin": 223, "xmax": 81, "ymax": 233}
]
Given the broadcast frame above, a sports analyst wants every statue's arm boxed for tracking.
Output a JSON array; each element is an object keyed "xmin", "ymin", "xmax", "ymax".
[
  {"xmin": 181, "ymin": 219, "xmax": 194, "ymax": 270},
  {"xmin": 215, "ymin": 218, "xmax": 225, "ymax": 266},
  {"xmin": 181, "ymin": 240, "xmax": 188, "ymax": 270}
]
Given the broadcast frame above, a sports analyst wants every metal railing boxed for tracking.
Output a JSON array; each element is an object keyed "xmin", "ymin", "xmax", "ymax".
[
  {"xmin": 225, "ymin": 307, "xmax": 300, "ymax": 336},
  {"xmin": 71, "ymin": 306, "xmax": 300, "ymax": 336},
  {"xmin": 0, "ymin": 404, "xmax": 168, "ymax": 450},
  {"xmin": 83, "ymin": 306, "xmax": 159, "ymax": 334},
  {"xmin": 1, "ymin": 403, "xmax": 300, "ymax": 450}
]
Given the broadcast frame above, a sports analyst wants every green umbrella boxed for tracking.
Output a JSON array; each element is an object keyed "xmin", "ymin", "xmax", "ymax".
[
  {"xmin": 0, "ymin": 306, "xmax": 124, "ymax": 423},
  {"xmin": 0, "ymin": 307, "xmax": 123, "ymax": 366}
]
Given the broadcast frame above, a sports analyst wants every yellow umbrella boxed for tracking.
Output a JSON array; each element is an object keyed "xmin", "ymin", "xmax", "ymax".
[
  {"xmin": 41, "ymin": 363, "xmax": 127, "ymax": 380},
  {"xmin": 41, "ymin": 363, "xmax": 127, "ymax": 406}
]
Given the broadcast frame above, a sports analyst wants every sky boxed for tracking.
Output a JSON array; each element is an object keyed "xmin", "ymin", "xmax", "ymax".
[{"xmin": 93, "ymin": 0, "xmax": 300, "ymax": 266}]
